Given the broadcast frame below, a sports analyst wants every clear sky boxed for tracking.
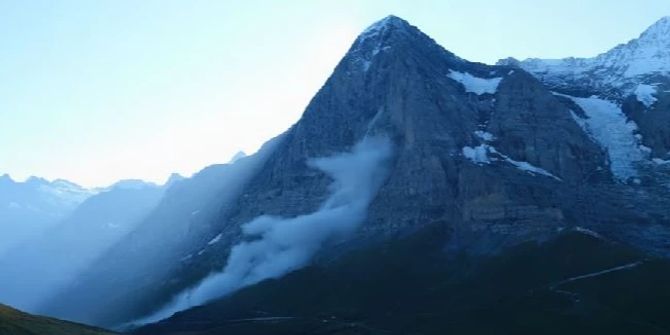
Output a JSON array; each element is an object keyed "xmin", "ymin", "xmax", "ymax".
[{"xmin": 2, "ymin": 0, "xmax": 669, "ymax": 187}]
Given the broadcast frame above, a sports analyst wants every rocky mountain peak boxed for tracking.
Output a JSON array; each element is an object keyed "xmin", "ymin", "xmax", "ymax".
[
  {"xmin": 228, "ymin": 151, "xmax": 247, "ymax": 164},
  {"xmin": 604, "ymin": 15, "xmax": 670, "ymax": 78},
  {"xmin": 360, "ymin": 15, "xmax": 411, "ymax": 35},
  {"xmin": 639, "ymin": 16, "xmax": 670, "ymax": 42},
  {"xmin": 345, "ymin": 15, "xmax": 459, "ymax": 73},
  {"xmin": 164, "ymin": 173, "xmax": 185, "ymax": 187}
]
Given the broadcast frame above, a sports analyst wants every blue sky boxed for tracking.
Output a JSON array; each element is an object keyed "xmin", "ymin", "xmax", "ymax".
[{"xmin": 2, "ymin": 0, "xmax": 669, "ymax": 187}]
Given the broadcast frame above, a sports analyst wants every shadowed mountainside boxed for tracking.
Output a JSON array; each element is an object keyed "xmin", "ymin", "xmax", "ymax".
[
  {"xmin": 0, "ymin": 304, "xmax": 116, "ymax": 335},
  {"xmin": 134, "ymin": 228, "xmax": 670, "ymax": 335}
]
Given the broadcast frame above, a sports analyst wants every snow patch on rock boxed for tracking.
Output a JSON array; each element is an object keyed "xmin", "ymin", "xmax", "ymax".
[
  {"xmin": 447, "ymin": 70, "xmax": 502, "ymax": 95},
  {"xmin": 207, "ymin": 233, "xmax": 222, "ymax": 246},
  {"xmin": 558, "ymin": 93, "xmax": 647, "ymax": 181},
  {"xmin": 462, "ymin": 145, "xmax": 491, "ymax": 165},
  {"xmin": 462, "ymin": 144, "xmax": 561, "ymax": 180},
  {"xmin": 573, "ymin": 226, "xmax": 605, "ymax": 240}
]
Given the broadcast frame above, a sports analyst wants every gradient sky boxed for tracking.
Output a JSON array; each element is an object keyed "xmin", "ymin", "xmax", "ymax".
[{"xmin": 2, "ymin": 0, "xmax": 669, "ymax": 187}]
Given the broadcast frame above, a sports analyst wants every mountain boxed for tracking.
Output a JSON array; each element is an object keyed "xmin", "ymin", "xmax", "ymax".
[
  {"xmin": 0, "ymin": 179, "xmax": 165, "ymax": 313},
  {"xmin": 0, "ymin": 303, "xmax": 115, "ymax": 335},
  {"xmin": 0, "ymin": 175, "xmax": 94, "ymax": 256},
  {"xmin": 34, "ymin": 15, "xmax": 670, "ymax": 332}
]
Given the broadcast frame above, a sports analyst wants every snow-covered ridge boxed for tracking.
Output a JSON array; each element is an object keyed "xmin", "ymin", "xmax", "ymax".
[
  {"xmin": 1, "ymin": 174, "xmax": 96, "ymax": 207},
  {"xmin": 499, "ymin": 16, "xmax": 670, "ymax": 93},
  {"xmin": 447, "ymin": 70, "xmax": 502, "ymax": 95},
  {"xmin": 40, "ymin": 179, "xmax": 96, "ymax": 202}
]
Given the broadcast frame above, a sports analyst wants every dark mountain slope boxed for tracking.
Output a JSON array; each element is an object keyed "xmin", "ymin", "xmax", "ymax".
[
  {"xmin": 134, "ymin": 228, "xmax": 670, "ymax": 335},
  {"xmin": 0, "ymin": 304, "xmax": 115, "ymax": 335}
]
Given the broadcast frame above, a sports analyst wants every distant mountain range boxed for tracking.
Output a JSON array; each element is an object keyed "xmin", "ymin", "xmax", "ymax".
[
  {"xmin": 0, "ymin": 175, "xmax": 94, "ymax": 256},
  {"xmin": 2, "ymin": 15, "xmax": 670, "ymax": 335},
  {"xmin": 0, "ymin": 178, "xmax": 166, "ymax": 312}
]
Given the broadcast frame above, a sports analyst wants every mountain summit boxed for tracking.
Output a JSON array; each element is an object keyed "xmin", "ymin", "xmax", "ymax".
[{"xmin": 346, "ymin": 14, "xmax": 462, "ymax": 75}]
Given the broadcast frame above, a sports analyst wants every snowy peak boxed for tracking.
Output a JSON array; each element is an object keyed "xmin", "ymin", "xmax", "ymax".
[
  {"xmin": 0, "ymin": 174, "xmax": 92, "ymax": 200},
  {"xmin": 498, "ymin": 16, "xmax": 670, "ymax": 93},
  {"xmin": 348, "ymin": 15, "xmax": 458, "ymax": 72},
  {"xmin": 43, "ymin": 179, "xmax": 94, "ymax": 203},
  {"xmin": 351, "ymin": 15, "xmax": 418, "ymax": 66},
  {"xmin": 359, "ymin": 15, "xmax": 412, "ymax": 37},
  {"xmin": 51, "ymin": 179, "xmax": 86, "ymax": 191},
  {"xmin": 606, "ymin": 15, "xmax": 670, "ymax": 78},
  {"xmin": 638, "ymin": 16, "xmax": 670, "ymax": 45}
]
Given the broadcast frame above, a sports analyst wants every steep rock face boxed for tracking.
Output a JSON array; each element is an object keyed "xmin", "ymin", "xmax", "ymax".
[
  {"xmin": 489, "ymin": 71, "xmax": 604, "ymax": 180},
  {"xmin": 621, "ymin": 83, "xmax": 670, "ymax": 158},
  {"xmin": 183, "ymin": 16, "xmax": 609, "ymax": 271},
  {"xmin": 120, "ymin": 16, "xmax": 623, "ymax": 326},
  {"xmin": 497, "ymin": 18, "xmax": 670, "ymax": 257}
]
